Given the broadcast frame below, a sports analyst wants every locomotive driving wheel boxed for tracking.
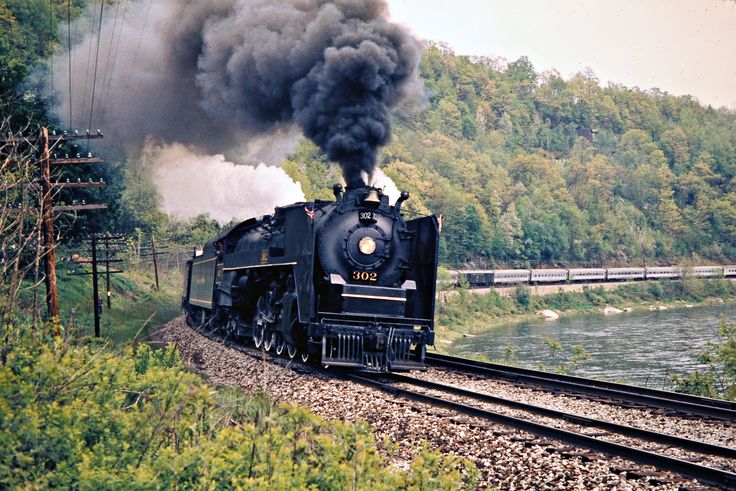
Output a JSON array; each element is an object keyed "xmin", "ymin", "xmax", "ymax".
[
  {"xmin": 274, "ymin": 333, "xmax": 285, "ymax": 355},
  {"xmin": 287, "ymin": 343, "xmax": 297, "ymax": 359},
  {"xmin": 252, "ymin": 320, "xmax": 264, "ymax": 348},
  {"xmin": 285, "ymin": 302, "xmax": 299, "ymax": 359},
  {"xmin": 253, "ymin": 294, "xmax": 274, "ymax": 350}
]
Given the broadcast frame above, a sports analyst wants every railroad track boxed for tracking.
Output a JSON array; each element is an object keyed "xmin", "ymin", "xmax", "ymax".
[
  {"xmin": 348, "ymin": 371, "xmax": 736, "ymax": 489},
  {"xmin": 426, "ymin": 352, "xmax": 736, "ymax": 421},
  {"xmin": 169, "ymin": 323, "xmax": 736, "ymax": 488}
]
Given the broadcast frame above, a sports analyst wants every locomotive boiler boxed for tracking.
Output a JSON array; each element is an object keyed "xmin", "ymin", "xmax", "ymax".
[{"xmin": 182, "ymin": 184, "xmax": 439, "ymax": 371}]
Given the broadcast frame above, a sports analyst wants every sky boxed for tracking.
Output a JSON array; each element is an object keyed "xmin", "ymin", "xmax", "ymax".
[{"xmin": 387, "ymin": 0, "xmax": 736, "ymax": 109}]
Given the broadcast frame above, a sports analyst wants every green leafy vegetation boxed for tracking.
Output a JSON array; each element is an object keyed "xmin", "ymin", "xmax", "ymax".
[
  {"xmin": 670, "ymin": 320, "xmax": 736, "ymax": 401},
  {"xmin": 539, "ymin": 338, "xmax": 591, "ymax": 374},
  {"xmin": 0, "ymin": 328, "xmax": 476, "ymax": 489},
  {"xmin": 379, "ymin": 44, "xmax": 736, "ymax": 266}
]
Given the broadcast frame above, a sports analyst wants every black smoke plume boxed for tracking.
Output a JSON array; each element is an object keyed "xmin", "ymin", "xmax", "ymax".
[{"xmin": 54, "ymin": 0, "xmax": 421, "ymax": 186}]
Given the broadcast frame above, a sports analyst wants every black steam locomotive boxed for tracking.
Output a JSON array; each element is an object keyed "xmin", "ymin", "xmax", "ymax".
[{"xmin": 182, "ymin": 184, "xmax": 439, "ymax": 371}]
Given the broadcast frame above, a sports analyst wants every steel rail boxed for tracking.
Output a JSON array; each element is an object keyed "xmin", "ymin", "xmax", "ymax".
[
  {"xmin": 347, "ymin": 373, "xmax": 736, "ymax": 490},
  {"xmin": 172, "ymin": 325, "xmax": 736, "ymax": 487},
  {"xmin": 426, "ymin": 353, "xmax": 736, "ymax": 420},
  {"xmin": 384, "ymin": 373, "xmax": 736, "ymax": 459}
]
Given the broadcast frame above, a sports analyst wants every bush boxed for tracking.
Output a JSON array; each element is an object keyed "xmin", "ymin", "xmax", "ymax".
[
  {"xmin": 670, "ymin": 320, "xmax": 736, "ymax": 401},
  {"xmin": 0, "ymin": 326, "xmax": 477, "ymax": 489},
  {"xmin": 514, "ymin": 284, "xmax": 531, "ymax": 310},
  {"xmin": 581, "ymin": 287, "xmax": 604, "ymax": 306}
]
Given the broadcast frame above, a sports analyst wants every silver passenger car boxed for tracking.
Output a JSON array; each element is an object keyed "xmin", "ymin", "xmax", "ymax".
[
  {"xmin": 492, "ymin": 269, "xmax": 531, "ymax": 285},
  {"xmin": 690, "ymin": 266, "xmax": 723, "ymax": 277},
  {"xmin": 724, "ymin": 265, "xmax": 736, "ymax": 277},
  {"xmin": 606, "ymin": 267, "xmax": 645, "ymax": 280},
  {"xmin": 568, "ymin": 268, "xmax": 606, "ymax": 282},
  {"xmin": 530, "ymin": 269, "xmax": 569, "ymax": 283},
  {"xmin": 645, "ymin": 266, "xmax": 682, "ymax": 279}
]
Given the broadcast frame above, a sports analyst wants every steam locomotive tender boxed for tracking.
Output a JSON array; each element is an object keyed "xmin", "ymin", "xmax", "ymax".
[{"xmin": 182, "ymin": 185, "xmax": 439, "ymax": 371}]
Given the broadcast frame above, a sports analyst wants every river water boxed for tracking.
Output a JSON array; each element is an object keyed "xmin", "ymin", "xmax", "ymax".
[{"xmin": 451, "ymin": 304, "xmax": 736, "ymax": 387}]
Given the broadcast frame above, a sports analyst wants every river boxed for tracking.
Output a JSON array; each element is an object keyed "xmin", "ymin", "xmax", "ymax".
[{"xmin": 450, "ymin": 304, "xmax": 736, "ymax": 387}]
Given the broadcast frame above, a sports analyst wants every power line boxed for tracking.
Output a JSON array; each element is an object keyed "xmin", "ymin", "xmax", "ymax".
[
  {"xmin": 100, "ymin": 0, "xmax": 128, "ymax": 117},
  {"xmin": 79, "ymin": 9, "xmax": 96, "ymax": 129},
  {"xmin": 67, "ymin": 0, "xmax": 73, "ymax": 128},
  {"xmin": 48, "ymin": 0, "xmax": 54, "ymax": 110},
  {"xmin": 95, "ymin": 0, "xmax": 121, "ymax": 125},
  {"xmin": 86, "ymin": 0, "xmax": 105, "ymax": 154},
  {"xmin": 126, "ymin": 0, "xmax": 152, "ymax": 87}
]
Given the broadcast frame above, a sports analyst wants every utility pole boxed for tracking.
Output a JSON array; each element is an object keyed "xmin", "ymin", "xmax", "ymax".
[
  {"xmin": 91, "ymin": 237, "xmax": 100, "ymax": 337},
  {"xmin": 69, "ymin": 234, "xmax": 125, "ymax": 337},
  {"xmin": 39, "ymin": 127, "xmax": 60, "ymax": 326},
  {"xmin": 140, "ymin": 236, "xmax": 169, "ymax": 291},
  {"xmin": 104, "ymin": 237, "xmax": 111, "ymax": 308},
  {"xmin": 151, "ymin": 235, "xmax": 160, "ymax": 291},
  {"xmin": 1, "ymin": 128, "xmax": 108, "ymax": 325}
]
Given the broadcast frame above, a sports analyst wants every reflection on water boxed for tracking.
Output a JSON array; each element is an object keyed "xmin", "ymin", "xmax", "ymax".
[{"xmin": 451, "ymin": 304, "xmax": 736, "ymax": 386}]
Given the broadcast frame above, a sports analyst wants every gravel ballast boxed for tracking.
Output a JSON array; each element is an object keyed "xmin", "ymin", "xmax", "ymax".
[{"xmin": 154, "ymin": 317, "xmax": 727, "ymax": 490}]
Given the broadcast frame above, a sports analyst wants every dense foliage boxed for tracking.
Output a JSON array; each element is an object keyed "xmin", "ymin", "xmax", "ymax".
[
  {"xmin": 376, "ymin": 44, "xmax": 736, "ymax": 266},
  {"xmin": 0, "ymin": 329, "xmax": 475, "ymax": 489}
]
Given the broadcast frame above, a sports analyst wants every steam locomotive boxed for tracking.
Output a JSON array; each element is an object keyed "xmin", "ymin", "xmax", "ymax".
[{"xmin": 182, "ymin": 184, "xmax": 439, "ymax": 371}]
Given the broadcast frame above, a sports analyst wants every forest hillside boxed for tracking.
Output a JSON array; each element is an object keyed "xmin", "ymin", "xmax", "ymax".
[{"xmin": 365, "ymin": 44, "xmax": 736, "ymax": 267}]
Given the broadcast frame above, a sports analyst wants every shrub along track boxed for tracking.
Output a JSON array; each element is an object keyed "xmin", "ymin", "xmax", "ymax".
[{"xmin": 154, "ymin": 316, "xmax": 735, "ymax": 489}]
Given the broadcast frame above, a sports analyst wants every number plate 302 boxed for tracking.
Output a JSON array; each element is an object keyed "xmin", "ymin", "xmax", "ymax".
[{"xmin": 352, "ymin": 271, "xmax": 378, "ymax": 281}]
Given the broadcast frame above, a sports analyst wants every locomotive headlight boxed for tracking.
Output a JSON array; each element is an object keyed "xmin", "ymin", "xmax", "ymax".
[{"xmin": 358, "ymin": 236, "xmax": 377, "ymax": 255}]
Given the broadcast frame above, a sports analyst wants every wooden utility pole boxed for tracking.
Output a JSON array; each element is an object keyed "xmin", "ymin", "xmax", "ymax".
[
  {"xmin": 151, "ymin": 235, "xmax": 160, "ymax": 291},
  {"xmin": 104, "ymin": 237, "xmax": 111, "ymax": 308},
  {"xmin": 141, "ymin": 236, "xmax": 169, "ymax": 292},
  {"xmin": 69, "ymin": 234, "xmax": 124, "ymax": 337},
  {"xmin": 39, "ymin": 127, "xmax": 60, "ymax": 326},
  {"xmin": 91, "ymin": 237, "xmax": 100, "ymax": 337}
]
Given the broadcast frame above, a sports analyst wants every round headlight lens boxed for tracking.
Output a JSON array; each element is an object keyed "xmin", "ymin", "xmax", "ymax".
[{"xmin": 358, "ymin": 236, "xmax": 377, "ymax": 255}]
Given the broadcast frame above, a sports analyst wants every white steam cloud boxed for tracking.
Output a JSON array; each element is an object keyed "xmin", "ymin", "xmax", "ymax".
[
  {"xmin": 366, "ymin": 167, "xmax": 401, "ymax": 204},
  {"xmin": 144, "ymin": 143, "xmax": 305, "ymax": 224}
]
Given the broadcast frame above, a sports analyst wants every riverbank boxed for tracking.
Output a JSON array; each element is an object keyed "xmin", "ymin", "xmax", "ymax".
[{"xmin": 434, "ymin": 278, "xmax": 736, "ymax": 347}]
